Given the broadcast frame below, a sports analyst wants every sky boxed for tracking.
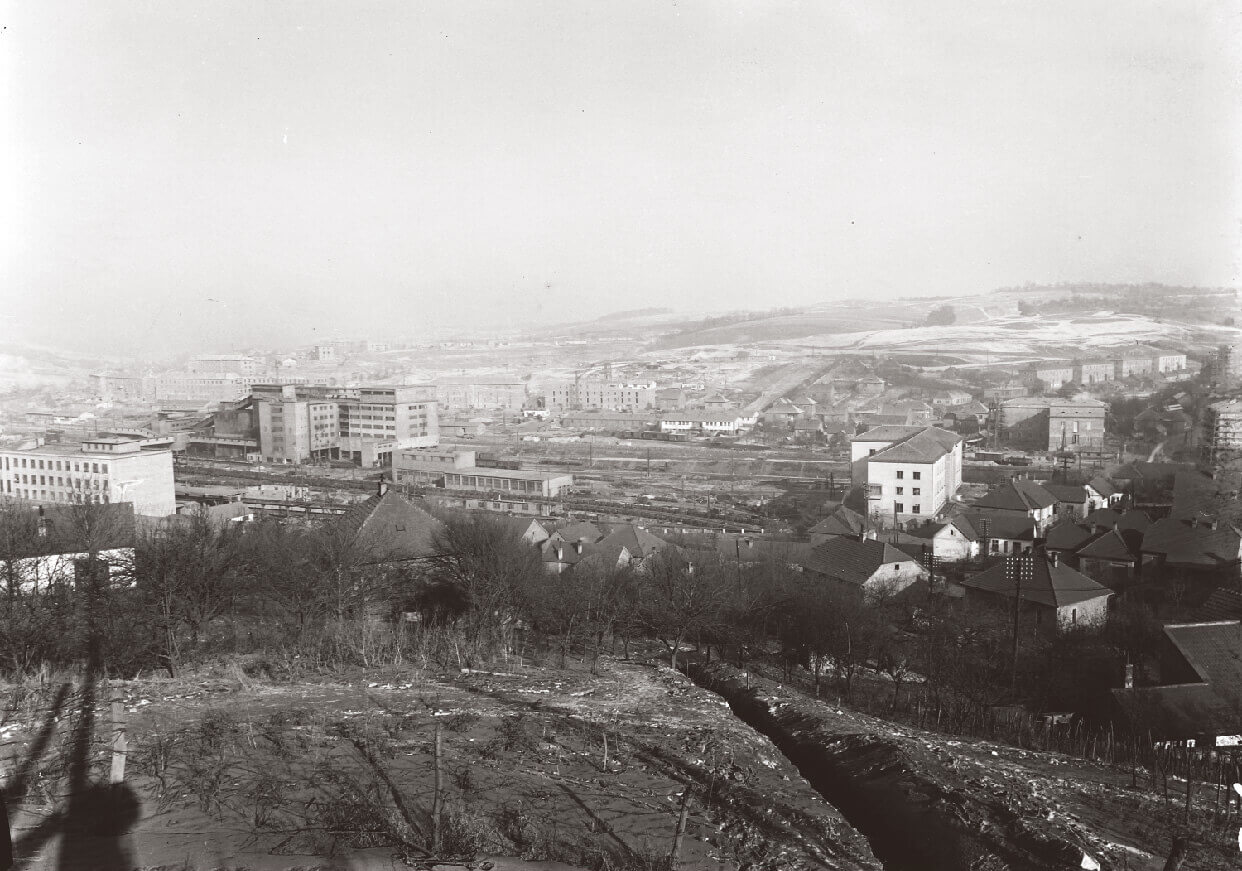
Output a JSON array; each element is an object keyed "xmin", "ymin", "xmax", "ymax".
[{"xmin": 1, "ymin": 0, "xmax": 1239, "ymax": 357}]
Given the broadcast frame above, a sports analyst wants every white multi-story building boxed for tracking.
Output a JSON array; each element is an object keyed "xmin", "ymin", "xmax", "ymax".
[
  {"xmin": 851, "ymin": 425, "xmax": 963, "ymax": 523},
  {"xmin": 546, "ymin": 380, "xmax": 656, "ymax": 412},
  {"xmin": 188, "ymin": 354, "xmax": 263, "ymax": 376},
  {"xmin": 154, "ymin": 374, "xmax": 249, "ymax": 405},
  {"xmin": 0, "ymin": 437, "xmax": 176, "ymax": 517}
]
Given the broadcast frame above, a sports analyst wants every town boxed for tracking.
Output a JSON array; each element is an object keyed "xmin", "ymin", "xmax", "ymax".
[{"xmin": 3, "ymin": 284, "xmax": 1242, "ymax": 868}]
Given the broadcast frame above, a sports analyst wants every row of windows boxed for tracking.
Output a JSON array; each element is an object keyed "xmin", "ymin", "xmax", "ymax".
[
  {"xmin": 894, "ymin": 470, "xmax": 921, "ymax": 480},
  {"xmin": 9, "ymin": 486, "xmax": 108, "ymax": 504},
  {"xmin": 893, "ymin": 502, "xmax": 921, "ymax": 514},
  {"xmin": 10, "ymin": 475, "xmax": 104, "ymax": 489},
  {"xmin": 894, "ymin": 487, "xmax": 921, "ymax": 496},
  {"xmin": 4, "ymin": 457, "xmax": 108, "ymax": 474}
]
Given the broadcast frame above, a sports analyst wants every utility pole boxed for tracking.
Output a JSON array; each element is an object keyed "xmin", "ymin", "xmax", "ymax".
[{"xmin": 1008, "ymin": 554, "xmax": 1032, "ymax": 692}]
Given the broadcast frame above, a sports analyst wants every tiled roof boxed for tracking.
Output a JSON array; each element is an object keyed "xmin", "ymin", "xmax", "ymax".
[
  {"xmin": 1198, "ymin": 588, "xmax": 1242, "ymax": 622},
  {"xmin": 851, "ymin": 425, "xmax": 926, "ymax": 442},
  {"xmin": 1084, "ymin": 508, "xmax": 1122, "ymax": 529},
  {"xmin": 549, "ymin": 521, "xmax": 604, "ymax": 544},
  {"xmin": 904, "ymin": 516, "xmax": 979, "ymax": 542},
  {"xmin": 868, "ymin": 427, "xmax": 962, "ymax": 464},
  {"xmin": 958, "ymin": 510, "xmax": 1040, "ymax": 542},
  {"xmin": 1141, "ymin": 518, "xmax": 1242, "ymax": 568},
  {"xmin": 800, "ymin": 537, "xmax": 922, "ymax": 586},
  {"xmin": 337, "ymin": 490, "xmax": 445, "ymax": 563},
  {"xmin": 971, "ymin": 479, "xmax": 1056, "ymax": 512},
  {"xmin": 808, "ymin": 505, "xmax": 866, "ymax": 538},
  {"xmin": 1043, "ymin": 522, "xmax": 1098, "ymax": 552},
  {"xmin": 1041, "ymin": 483, "xmax": 1089, "ymax": 504},
  {"xmin": 1077, "ymin": 527, "xmax": 1143, "ymax": 562},
  {"xmin": 1115, "ymin": 510, "xmax": 1152, "ymax": 532},
  {"xmin": 1114, "ymin": 622, "xmax": 1242, "ymax": 739},
  {"xmin": 597, "ymin": 524, "xmax": 670, "ymax": 559},
  {"xmin": 961, "ymin": 554, "xmax": 1112, "ymax": 608},
  {"xmin": 1087, "ymin": 476, "xmax": 1117, "ymax": 498}
]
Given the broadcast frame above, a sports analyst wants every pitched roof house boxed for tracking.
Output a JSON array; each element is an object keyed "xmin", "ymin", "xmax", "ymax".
[
  {"xmin": 800, "ymin": 536, "xmax": 928, "ymax": 601},
  {"xmin": 335, "ymin": 488, "xmax": 446, "ymax": 565},
  {"xmin": 807, "ymin": 504, "xmax": 867, "ymax": 546},
  {"xmin": 1112, "ymin": 621, "xmax": 1242, "ymax": 746},
  {"xmin": 970, "ymin": 479, "xmax": 1057, "ymax": 532},
  {"xmin": 959, "ymin": 550, "xmax": 1112, "ymax": 630}
]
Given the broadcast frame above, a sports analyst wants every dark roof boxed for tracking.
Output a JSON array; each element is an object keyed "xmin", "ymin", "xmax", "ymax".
[
  {"xmin": 0, "ymin": 502, "xmax": 136, "ymax": 558},
  {"xmin": 800, "ymin": 537, "xmax": 922, "ymax": 586},
  {"xmin": 971, "ymin": 479, "xmax": 1056, "ymax": 512},
  {"xmin": 541, "ymin": 537, "xmax": 627, "ymax": 568},
  {"xmin": 1198, "ymin": 588, "xmax": 1242, "ymax": 622},
  {"xmin": 1087, "ymin": 476, "xmax": 1117, "ymax": 498},
  {"xmin": 336, "ymin": 490, "xmax": 445, "ymax": 562},
  {"xmin": 1115, "ymin": 509, "xmax": 1152, "ymax": 532},
  {"xmin": 1043, "ymin": 522, "xmax": 1099, "ymax": 552},
  {"xmin": 596, "ymin": 524, "xmax": 670, "ymax": 559},
  {"xmin": 678, "ymin": 534, "xmax": 814, "ymax": 566},
  {"xmin": 958, "ymin": 510, "xmax": 1040, "ymax": 542},
  {"xmin": 1084, "ymin": 507, "xmax": 1122, "ymax": 529},
  {"xmin": 1111, "ymin": 461, "xmax": 1195, "ymax": 483},
  {"xmin": 1076, "ymin": 527, "xmax": 1143, "ymax": 563},
  {"xmin": 904, "ymin": 516, "xmax": 979, "ymax": 542},
  {"xmin": 549, "ymin": 521, "xmax": 604, "ymax": 544},
  {"xmin": 1041, "ymin": 483, "xmax": 1089, "ymax": 504},
  {"xmin": 961, "ymin": 553, "xmax": 1112, "ymax": 609},
  {"xmin": 1113, "ymin": 622, "xmax": 1242, "ymax": 739},
  {"xmin": 808, "ymin": 505, "xmax": 866, "ymax": 538},
  {"xmin": 1141, "ymin": 518, "xmax": 1242, "ymax": 568},
  {"xmin": 851, "ymin": 425, "xmax": 926, "ymax": 442}
]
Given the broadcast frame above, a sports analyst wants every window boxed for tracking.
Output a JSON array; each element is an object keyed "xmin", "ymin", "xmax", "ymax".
[
  {"xmin": 894, "ymin": 502, "xmax": 904, "ymax": 513},
  {"xmin": 912, "ymin": 488, "xmax": 921, "ymax": 495},
  {"xmin": 912, "ymin": 505, "xmax": 921, "ymax": 514},
  {"xmin": 912, "ymin": 471, "xmax": 921, "ymax": 480},
  {"xmin": 896, "ymin": 470, "xmax": 904, "ymax": 479},
  {"xmin": 895, "ymin": 487, "xmax": 904, "ymax": 495}
]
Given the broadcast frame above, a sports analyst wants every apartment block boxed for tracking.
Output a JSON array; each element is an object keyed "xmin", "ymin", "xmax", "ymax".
[
  {"xmin": 188, "ymin": 354, "xmax": 263, "ymax": 375},
  {"xmin": 1205, "ymin": 399, "xmax": 1242, "ymax": 459},
  {"xmin": 1047, "ymin": 399, "xmax": 1107, "ymax": 452},
  {"xmin": 0, "ymin": 437, "xmax": 176, "ymax": 517},
  {"xmin": 154, "ymin": 374, "xmax": 249, "ymax": 405},
  {"xmin": 546, "ymin": 380, "xmax": 656, "ymax": 411},
  {"xmin": 435, "ymin": 376, "xmax": 527, "ymax": 410}
]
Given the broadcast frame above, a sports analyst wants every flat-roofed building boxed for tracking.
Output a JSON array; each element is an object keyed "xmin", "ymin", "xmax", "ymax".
[
  {"xmin": 189, "ymin": 354, "xmax": 263, "ymax": 375},
  {"xmin": 0, "ymin": 437, "xmax": 176, "ymax": 517},
  {"xmin": 444, "ymin": 466, "xmax": 574, "ymax": 499},
  {"xmin": 154, "ymin": 374, "xmax": 248, "ymax": 405},
  {"xmin": 547, "ymin": 380, "xmax": 655, "ymax": 412},
  {"xmin": 1047, "ymin": 398, "xmax": 1107, "ymax": 452},
  {"xmin": 435, "ymin": 375, "xmax": 527, "ymax": 410}
]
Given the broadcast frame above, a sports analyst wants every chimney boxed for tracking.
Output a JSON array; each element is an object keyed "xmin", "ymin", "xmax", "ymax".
[
  {"xmin": 1049, "ymin": 551, "xmax": 1059, "ymax": 567},
  {"xmin": 574, "ymin": 538, "xmax": 585, "ymax": 554},
  {"xmin": 377, "ymin": 478, "xmax": 389, "ymax": 497},
  {"xmin": 557, "ymin": 545, "xmax": 563, "ymax": 561},
  {"xmin": 1124, "ymin": 663, "xmax": 1134, "ymax": 689}
]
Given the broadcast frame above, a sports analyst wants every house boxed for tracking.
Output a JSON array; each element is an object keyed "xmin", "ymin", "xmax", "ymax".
[
  {"xmin": 540, "ymin": 537, "xmax": 630, "ymax": 575},
  {"xmin": 800, "ymin": 536, "xmax": 928, "ymax": 602},
  {"xmin": 1085, "ymin": 476, "xmax": 1121, "ymax": 509},
  {"xmin": 0, "ymin": 502, "xmax": 137, "ymax": 593},
  {"xmin": 850, "ymin": 425, "xmax": 963, "ymax": 523},
  {"xmin": 498, "ymin": 516, "xmax": 552, "ymax": 547},
  {"xmin": 1047, "ymin": 399, "xmax": 1107, "ymax": 453},
  {"xmin": 595, "ymin": 524, "xmax": 673, "ymax": 569},
  {"xmin": 1040, "ymin": 483, "xmax": 1092, "ymax": 521},
  {"xmin": 1043, "ymin": 521, "xmax": 1099, "ymax": 569},
  {"xmin": 1034, "ymin": 363, "xmax": 1075, "ymax": 390},
  {"xmin": 959, "ymin": 510, "xmax": 1040, "ymax": 556},
  {"xmin": 1076, "ymin": 526, "xmax": 1144, "ymax": 589},
  {"xmin": 929, "ymin": 389, "xmax": 973, "ymax": 408},
  {"xmin": 969, "ymin": 479, "xmax": 1057, "ymax": 533},
  {"xmin": 898, "ymin": 516, "xmax": 980, "ymax": 562},
  {"xmin": 792, "ymin": 418, "xmax": 825, "ymax": 442},
  {"xmin": 762, "ymin": 398, "xmax": 803, "ymax": 426},
  {"xmin": 942, "ymin": 400, "xmax": 990, "ymax": 428},
  {"xmin": 655, "ymin": 388, "xmax": 687, "ymax": 411},
  {"xmin": 677, "ymin": 533, "xmax": 813, "ymax": 569},
  {"xmin": 701, "ymin": 393, "xmax": 734, "ymax": 412},
  {"xmin": 659, "ymin": 411, "xmax": 745, "ymax": 434},
  {"xmin": 1112, "ymin": 621, "xmax": 1242, "ymax": 746},
  {"xmin": 1076, "ymin": 359, "xmax": 1116, "ymax": 385},
  {"xmin": 548, "ymin": 521, "xmax": 604, "ymax": 546},
  {"xmin": 807, "ymin": 504, "xmax": 867, "ymax": 546},
  {"xmin": 959, "ymin": 550, "xmax": 1112, "ymax": 630},
  {"xmin": 856, "ymin": 375, "xmax": 886, "ymax": 396},
  {"xmin": 1139, "ymin": 516, "xmax": 1242, "ymax": 589},
  {"xmin": 334, "ymin": 484, "xmax": 446, "ymax": 566}
]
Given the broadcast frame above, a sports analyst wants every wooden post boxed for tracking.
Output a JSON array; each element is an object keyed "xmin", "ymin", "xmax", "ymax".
[
  {"xmin": 431, "ymin": 721, "xmax": 443, "ymax": 852},
  {"xmin": 1185, "ymin": 774, "xmax": 1193, "ymax": 826},
  {"xmin": 110, "ymin": 698, "xmax": 128, "ymax": 784},
  {"xmin": 668, "ymin": 790, "xmax": 691, "ymax": 869}
]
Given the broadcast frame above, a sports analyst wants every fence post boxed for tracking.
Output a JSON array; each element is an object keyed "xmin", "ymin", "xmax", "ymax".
[{"xmin": 109, "ymin": 697, "xmax": 127, "ymax": 784}]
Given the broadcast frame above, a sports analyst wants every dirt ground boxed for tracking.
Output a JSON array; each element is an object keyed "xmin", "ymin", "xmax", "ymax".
[{"xmin": 0, "ymin": 658, "xmax": 878, "ymax": 871}]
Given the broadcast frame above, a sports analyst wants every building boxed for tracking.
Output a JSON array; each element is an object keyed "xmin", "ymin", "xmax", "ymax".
[
  {"xmin": 1204, "ymin": 398, "xmax": 1242, "ymax": 460},
  {"xmin": 1113, "ymin": 621, "xmax": 1242, "ymax": 746},
  {"xmin": 851, "ymin": 425, "xmax": 963, "ymax": 523},
  {"xmin": 1076, "ymin": 359, "xmax": 1116, "ymax": 385},
  {"xmin": 1033, "ymin": 363, "xmax": 1075, "ymax": 390},
  {"xmin": 188, "ymin": 354, "xmax": 263, "ymax": 376},
  {"xmin": 315, "ymin": 344, "xmax": 338, "ymax": 362},
  {"xmin": 443, "ymin": 466, "xmax": 574, "ymax": 499},
  {"xmin": 0, "ymin": 437, "xmax": 176, "ymax": 517},
  {"xmin": 1152, "ymin": 351, "xmax": 1188, "ymax": 374},
  {"xmin": 959, "ymin": 550, "xmax": 1111, "ymax": 630},
  {"xmin": 254, "ymin": 385, "xmax": 340, "ymax": 464},
  {"xmin": 658, "ymin": 411, "xmax": 745, "ymax": 434},
  {"xmin": 337, "ymin": 386, "xmax": 439, "ymax": 465},
  {"xmin": 0, "ymin": 502, "xmax": 137, "ymax": 593},
  {"xmin": 1214, "ymin": 345, "xmax": 1242, "ymax": 386},
  {"xmin": 807, "ymin": 504, "xmax": 867, "ymax": 546},
  {"xmin": 1115, "ymin": 353, "xmax": 1154, "ymax": 379},
  {"xmin": 1000, "ymin": 396, "xmax": 1050, "ymax": 428},
  {"xmin": 800, "ymin": 536, "xmax": 928, "ymax": 602},
  {"xmin": 154, "ymin": 374, "xmax": 249, "ymax": 406},
  {"xmin": 959, "ymin": 510, "xmax": 1040, "ymax": 556},
  {"xmin": 970, "ymin": 479, "xmax": 1057, "ymax": 533},
  {"xmin": 435, "ymin": 375, "xmax": 527, "ymax": 411},
  {"xmin": 546, "ymin": 380, "xmax": 656, "ymax": 412},
  {"xmin": 393, "ymin": 447, "xmax": 477, "ymax": 486},
  {"xmin": 335, "ymin": 485, "xmax": 445, "ymax": 566},
  {"xmin": 1047, "ymin": 398, "xmax": 1107, "ymax": 453},
  {"xmin": 898, "ymin": 516, "xmax": 980, "ymax": 562},
  {"xmin": 1040, "ymin": 483, "xmax": 1092, "ymax": 521},
  {"xmin": 88, "ymin": 373, "xmax": 154, "ymax": 402}
]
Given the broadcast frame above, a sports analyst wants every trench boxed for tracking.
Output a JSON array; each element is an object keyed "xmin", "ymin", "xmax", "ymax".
[{"xmin": 686, "ymin": 663, "xmax": 1089, "ymax": 871}]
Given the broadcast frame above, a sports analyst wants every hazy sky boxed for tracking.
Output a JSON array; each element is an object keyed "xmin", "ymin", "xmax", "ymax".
[{"xmin": 2, "ymin": 1, "xmax": 1238, "ymax": 357}]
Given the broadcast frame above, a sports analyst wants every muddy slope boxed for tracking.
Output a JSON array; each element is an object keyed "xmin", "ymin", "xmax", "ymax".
[{"xmin": 688, "ymin": 663, "xmax": 1100, "ymax": 871}]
